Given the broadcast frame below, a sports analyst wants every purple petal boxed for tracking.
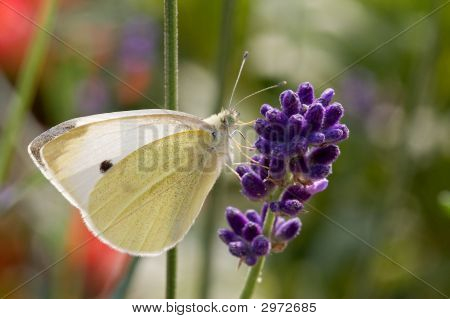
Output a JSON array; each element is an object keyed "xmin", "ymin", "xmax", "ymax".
[
  {"xmin": 218, "ymin": 228, "xmax": 240, "ymax": 244},
  {"xmin": 229, "ymin": 241, "xmax": 248, "ymax": 257},
  {"xmin": 307, "ymin": 132, "xmax": 325, "ymax": 145},
  {"xmin": 260, "ymin": 104, "xmax": 273, "ymax": 116},
  {"xmin": 288, "ymin": 114, "xmax": 304, "ymax": 139},
  {"xmin": 323, "ymin": 102, "xmax": 344, "ymax": 128},
  {"xmin": 306, "ymin": 179, "xmax": 329, "ymax": 195},
  {"xmin": 282, "ymin": 185, "xmax": 311, "ymax": 202},
  {"xmin": 251, "ymin": 235, "xmax": 271, "ymax": 256},
  {"xmin": 280, "ymin": 199, "xmax": 303, "ymax": 216},
  {"xmin": 309, "ymin": 164, "xmax": 332, "ymax": 180},
  {"xmin": 274, "ymin": 218, "xmax": 302, "ymax": 242},
  {"xmin": 245, "ymin": 255, "xmax": 258, "ymax": 266},
  {"xmin": 235, "ymin": 164, "xmax": 251, "ymax": 177},
  {"xmin": 269, "ymin": 201, "xmax": 280, "ymax": 212},
  {"xmin": 269, "ymin": 157, "xmax": 286, "ymax": 180},
  {"xmin": 254, "ymin": 137, "xmax": 271, "ymax": 155},
  {"xmin": 280, "ymin": 90, "xmax": 300, "ymax": 117},
  {"xmin": 305, "ymin": 103, "xmax": 325, "ymax": 132},
  {"xmin": 241, "ymin": 172, "xmax": 268, "ymax": 200},
  {"xmin": 323, "ymin": 128, "xmax": 344, "ymax": 143},
  {"xmin": 317, "ymin": 88, "xmax": 335, "ymax": 107},
  {"xmin": 297, "ymin": 82, "xmax": 314, "ymax": 105},
  {"xmin": 308, "ymin": 145, "xmax": 340, "ymax": 165},
  {"xmin": 242, "ymin": 222, "xmax": 262, "ymax": 242},
  {"xmin": 265, "ymin": 108, "xmax": 289, "ymax": 125},
  {"xmin": 225, "ymin": 207, "xmax": 248, "ymax": 235},
  {"xmin": 254, "ymin": 118, "xmax": 269, "ymax": 136},
  {"xmin": 245, "ymin": 209, "xmax": 262, "ymax": 225},
  {"xmin": 336, "ymin": 124, "xmax": 350, "ymax": 140}
]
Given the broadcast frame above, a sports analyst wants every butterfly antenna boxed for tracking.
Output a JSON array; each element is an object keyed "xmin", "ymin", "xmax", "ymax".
[
  {"xmin": 234, "ymin": 81, "xmax": 287, "ymax": 109},
  {"xmin": 227, "ymin": 51, "xmax": 249, "ymax": 109}
]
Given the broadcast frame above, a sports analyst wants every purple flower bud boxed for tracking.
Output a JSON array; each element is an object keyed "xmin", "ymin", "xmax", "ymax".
[
  {"xmin": 289, "ymin": 137, "xmax": 307, "ymax": 155},
  {"xmin": 241, "ymin": 172, "xmax": 268, "ymax": 200},
  {"xmin": 242, "ymin": 222, "xmax": 262, "ymax": 241},
  {"xmin": 260, "ymin": 104, "xmax": 273, "ymax": 116},
  {"xmin": 251, "ymin": 235, "xmax": 270, "ymax": 256},
  {"xmin": 245, "ymin": 209, "xmax": 262, "ymax": 225},
  {"xmin": 317, "ymin": 88, "xmax": 334, "ymax": 107},
  {"xmin": 309, "ymin": 164, "xmax": 332, "ymax": 180},
  {"xmin": 306, "ymin": 179, "xmax": 329, "ymax": 195},
  {"xmin": 280, "ymin": 90, "xmax": 300, "ymax": 117},
  {"xmin": 229, "ymin": 241, "xmax": 248, "ymax": 257},
  {"xmin": 288, "ymin": 114, "xmax": 304, "ymax": 139},
  {"xmin": 307, "ymin": 132, "xmax": 325, "ymax": 145},
  {"xmin": 269, "ymin": 157, "xmax": 286, "ymax": 180},
  {"xmin": 280, "ymin": 199, "xmax": 303, "ymax": 216},
  {"xmin": 323, "ymin": 102, "xmax": 344, "ymax": 128},
  {"xmin": 309, "ymin": 145, "xmax": 340, "ymax": 165},
  {"xmin": 305, "ymin": 103, "xmax": 325, "ymax": 132},
  {"xmin": 336, "ymin": 124, "xmax": 350, "ymax": 140},
  {"xmin": 323, "ymin": 128, "xmax": 344, "ymax": 143},
  {"xmin": 281, "ymin": 185, "xmax": 311, "ymax": 202},
  {"xmin": 252, "ymin": 156, "xmax": 269, "ymax": 180},
  {"xmin": 265, "ymin": 109, "xmax": 288, "ymax": 125},
  {"xmin": 289, "ymin": 155, "xmax": 309, "ymax": 174},
  {"xmin": 225, "ymin": 207, "xmax": 248, "ymax": 235},
  {"xmin": 297, "ymin": 82, "xmax": 314, "ymax": 104},
  {"xmin": 254, "ymin": 118, "xmax": 269, "ymax": 135},
  {"xmin": 245, "ymin": 255, "xmax": 258, "ymax": 266},
  {"xmin": 218, "ymin": 228, "xmax": 240, "ymax": 244},
  {"xmin": 236, "ymin": 164, "xmax": 251, "ymax": 177},
  {"xmin": 274, "ymin": 218, "xmax": 302, "ymax": 242},
  {"xmin": 269, "ymin": 201, "xmax": 280, "ymax": 212},
  {"xmin": 254, "ymin": 137, "xmax": 271, "ymax": 155}
]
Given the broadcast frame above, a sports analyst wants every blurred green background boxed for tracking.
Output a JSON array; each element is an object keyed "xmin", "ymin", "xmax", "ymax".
[{"xmin": 1, "ymin": 0, "xmax": 449, "ymax": 298}]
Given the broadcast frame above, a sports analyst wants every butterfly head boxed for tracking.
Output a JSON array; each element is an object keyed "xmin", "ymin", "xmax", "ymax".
[
  {"xmin": 219, "ymin": 108, "xmax": 239, "ymax": 129},
  {"xmin": 204, "ymin": 108, "xmax": 239, "ymax": 132}
]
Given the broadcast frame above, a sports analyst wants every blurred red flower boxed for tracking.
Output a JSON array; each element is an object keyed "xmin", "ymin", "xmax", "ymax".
[
  {"xmin": 0, "ymin": 0, "xmax": 43, "ymax": 75},
  {"xmin": 65, "ymin": 209, "xmax": 131, "ymax": 298}
]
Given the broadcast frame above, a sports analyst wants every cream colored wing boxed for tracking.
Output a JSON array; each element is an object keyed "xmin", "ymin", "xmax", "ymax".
[
  {"xmin": 85, "ymin": 130, "xmax": 222, "ymax": 255},
  {"xmin": 28, "ymin": 109, "xmax": 212, "ymax": 211}
]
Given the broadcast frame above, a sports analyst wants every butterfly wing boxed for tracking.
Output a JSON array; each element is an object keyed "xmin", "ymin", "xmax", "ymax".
[
  {"xmin": 28, "ymin": 109, "xmax": 210, "ymax": 211},
  {"xmin": 86, "ymin": 129, "xmax": 222, "ymax": 255}
]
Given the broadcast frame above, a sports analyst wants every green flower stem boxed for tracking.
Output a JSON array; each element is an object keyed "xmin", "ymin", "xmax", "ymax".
[
  {"xmin": 198, "ymin": 0, "xmax": 236, "ymax": 299},
  {"xmin": 111, "ymin": 257, "xmax": 140, "ymax": 298},
  {"xmin": 239, "ymin": 205, "xmax": 276, "ymax": 299},
  {"xmin": 164, "ymin": 0, "xmax": 179, "ymax": 299},
  {"xmin": 0, "ymin": 0, "xmax": 57, "ymax": 185},
  {"xmin": 164, "ymin": 0, "xmax": 178, "ymax": 110},
  {"xmin": 166, "ymin": 247, "xmax": 177, "ymax": 299}
]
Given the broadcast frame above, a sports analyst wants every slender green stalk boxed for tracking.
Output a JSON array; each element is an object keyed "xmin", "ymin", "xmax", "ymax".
[
  {"xmin": 111, "ymin": 257, "xmax": 140, "ymax": 298},
  {"xmin": 166, "ymin": 247, "xmax": 177, "ymax": 299},
  {"xmin": 164, "ymin": 0, "xmax": 179, "ymax": 299},
  {"xmin": 0, "ymin": 0, "xmax": 57, "ymax": 185},
  {"xmin": 164, "ymin": 0, "xmax": 178, "ymax": 110},
  {"xmin": 198, "ymin": 0, "xmax": 236, "ymax": 299},
  {"xmin": 239, "ymin": 207, "xmax": 275, "ymax": 299}
]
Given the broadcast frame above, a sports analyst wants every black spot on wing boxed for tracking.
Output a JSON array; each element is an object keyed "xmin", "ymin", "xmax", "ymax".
[{"xmin": 100, "ymin": 160, "xmax": 113, "ymax": 173}]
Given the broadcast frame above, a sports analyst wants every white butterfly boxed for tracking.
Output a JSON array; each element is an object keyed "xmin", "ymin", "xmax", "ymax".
[{"xmin": 28, "ymin": 108, "xmax": 239, "ymax": 256}]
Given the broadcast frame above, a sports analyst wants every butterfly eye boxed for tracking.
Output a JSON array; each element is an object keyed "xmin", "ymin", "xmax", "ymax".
[{"xmin": 211, "ymin": 130, "xmax": 217, "ymax": 140}]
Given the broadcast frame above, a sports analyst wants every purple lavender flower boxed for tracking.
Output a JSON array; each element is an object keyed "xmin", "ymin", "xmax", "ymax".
[
  {"xmin": 218, "ymin": 206, "xmax": 271, "ymax": 266},
  {"xmin": 220, "ymin": 82, "xmax": 349, "ymax": 266}
]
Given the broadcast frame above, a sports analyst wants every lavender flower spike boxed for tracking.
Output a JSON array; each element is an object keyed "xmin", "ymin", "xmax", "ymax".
[{"xmin": 219, "ymin": 82, "xmax": 349, "ymax": 266}]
